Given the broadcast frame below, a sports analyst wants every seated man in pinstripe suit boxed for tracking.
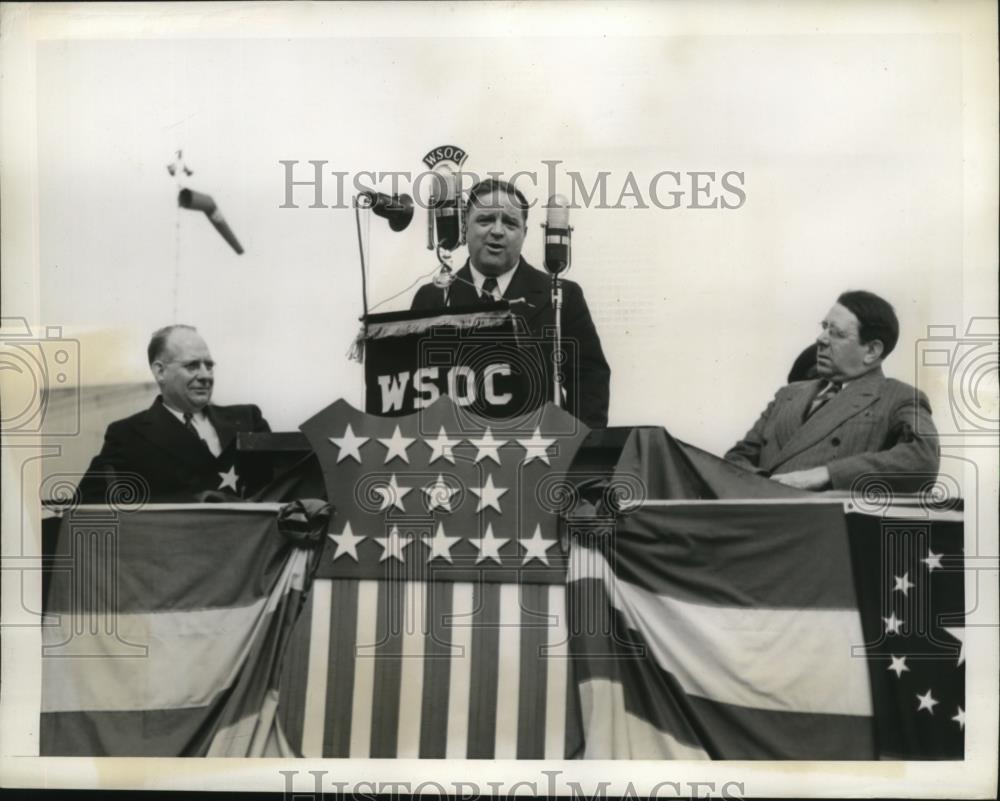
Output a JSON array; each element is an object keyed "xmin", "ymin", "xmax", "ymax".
[{"xmin": 725, "ymin": 290, "xmax": 940, "ymax": 492}]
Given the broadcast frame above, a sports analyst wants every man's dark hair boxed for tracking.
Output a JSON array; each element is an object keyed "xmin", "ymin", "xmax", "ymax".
[
  {"xmin": 465, "ymin": 178, "xmax": 530, "ymax": 225},
  {"xmin": 837, "ymin": 290, "xmax": 899, "ymax": 358},
  {"xmin": 147, "ymin": 324, "xmax": 197, "ymax": 365}
]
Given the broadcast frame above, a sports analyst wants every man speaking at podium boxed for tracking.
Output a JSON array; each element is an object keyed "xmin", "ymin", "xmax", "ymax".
[{"xmin": 411, "ymin": 178, "xmax": 611, "ymax": 428}]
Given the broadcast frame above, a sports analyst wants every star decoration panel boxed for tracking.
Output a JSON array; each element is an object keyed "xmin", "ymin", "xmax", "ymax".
[
  {"xmin": 846, "ymin": 513, "xmax": 965, "ymax": 759},
  {"xmin": 301, "ymin": 396, "xmax": 590, "ymax": 583}
]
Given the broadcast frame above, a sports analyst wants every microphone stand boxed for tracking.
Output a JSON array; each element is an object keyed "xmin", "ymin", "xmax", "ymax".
[
  {"xmin": 427, "ymin": 172, "xmax": 463, "ymax": 307},
  {"xmin": 348, "ymin": 195, "xmax": 370, "ymax": 380},
  {"xmin": 348, "ymin": 189, "xmax": 415, "ymax": 384},
  {"xmin": 433, "ymin": 243, "xmax": 456, "ymax": 307},
  {"xmin": 354, "ymin": 198, "xmax": 369, "ymax": 321},
  {"xmin": 550, "ymin": 272, "xmax": 563, "ymax": 408}
]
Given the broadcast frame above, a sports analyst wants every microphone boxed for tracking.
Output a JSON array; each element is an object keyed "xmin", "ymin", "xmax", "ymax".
[
  {"xmin": 543, "ymin": 195, "xmax": 571, "ymax": 274},
  {"xmin": 429, "ymin": 171, "xmax": 462, "ymax": 251}
]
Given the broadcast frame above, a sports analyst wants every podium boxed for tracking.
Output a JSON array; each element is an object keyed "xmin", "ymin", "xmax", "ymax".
[
  {"xmin": 240, "ymin": 304, "xmax": 575, "ymax": 499},
  {"xmin": 236, "ymin": 303, "xmax": 597, "ymax": 756},
  {"xmin": 272, "ymin": 396, "xmax": 590, "ymax": 758}
]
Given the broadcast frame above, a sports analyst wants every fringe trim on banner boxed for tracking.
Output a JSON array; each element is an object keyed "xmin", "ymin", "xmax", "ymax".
[
  {"xmin": 364, "ymin": 309, "xmax": 513, "ymax": 340},
  {"xmin": 348, "ymin": 325, "xmax": 366, "ymax": 363}
]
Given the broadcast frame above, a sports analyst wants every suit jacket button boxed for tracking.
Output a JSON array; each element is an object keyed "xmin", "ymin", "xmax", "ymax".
[{"xmin": 831, "ymin": 437, "xmax": 841, "ymax": 446}]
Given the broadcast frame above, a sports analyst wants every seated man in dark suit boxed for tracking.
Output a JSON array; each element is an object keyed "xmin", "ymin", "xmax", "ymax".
[
  {"xmin": 411, "ymin": 178, "xmax": 611, "ymax": 428},
  {"xmin": 725, "ymin": 290, "xmax": 940, "ymax": 492},
  {"xmin": 78, "ymin": 325, "xmax": 272, "ymax": 503}
]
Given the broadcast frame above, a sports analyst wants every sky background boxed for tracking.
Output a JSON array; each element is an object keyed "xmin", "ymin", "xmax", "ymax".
[{"xmin": 20, "ymin": 6, "xmax": 993, "ymax": 459}]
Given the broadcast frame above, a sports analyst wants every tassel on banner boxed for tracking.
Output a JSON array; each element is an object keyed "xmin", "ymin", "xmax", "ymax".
[
  {"xmin": 348, "ymin": 308, "xmax": 514, "ymax": 361},
  {"xmin": 347, "ymin": 324, "xmax": 367, "ymax": 363}
]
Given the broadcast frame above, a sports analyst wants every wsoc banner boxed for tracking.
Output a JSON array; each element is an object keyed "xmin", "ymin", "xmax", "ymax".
[
  {"xmin": 361, "ymin": 305, "xmax": 571, "ymax": 420},
  {"xmin": 40, "ymin": 503, "xmax": 321, "ymax": 756}
]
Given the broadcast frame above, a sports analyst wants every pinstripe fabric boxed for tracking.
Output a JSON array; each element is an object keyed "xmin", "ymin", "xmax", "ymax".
[{"xmin": 724, "ymin": 367, "xmax": 940, "ymax": 490}]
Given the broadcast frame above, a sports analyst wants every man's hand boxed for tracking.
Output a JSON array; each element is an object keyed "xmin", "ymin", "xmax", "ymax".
[{"xmin": 771, "ymin": 466, "xmax": 831, "ymax": 491}]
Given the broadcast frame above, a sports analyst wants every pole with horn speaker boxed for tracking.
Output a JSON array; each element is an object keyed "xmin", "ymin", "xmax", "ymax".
[
  {"xmin": 354, "ymin": 189, "xmax": 414, "ymax": 318},
  {"xmin": 350, "ymin": 188, "xmax": 414, "ymax": 364},
  {"xmin": 359, "ymin": 190, "xmax": 415, "ymax": 232}
]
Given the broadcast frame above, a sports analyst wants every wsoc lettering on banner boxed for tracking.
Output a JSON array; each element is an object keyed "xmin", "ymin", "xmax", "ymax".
[{"xmin": 377, "ymin": 364, "xmax": 514, "ymax": 413}]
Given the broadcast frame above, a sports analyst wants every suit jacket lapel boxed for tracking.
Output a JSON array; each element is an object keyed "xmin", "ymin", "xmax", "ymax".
[
  {"xmin": 446, "ymin": 264, "xmax": 479, "ymax": 307},
  {"xmin": 502, "ymin": 259, "xmax": 550, "ymax": 325},
  {"xmin": 773, "ymin": 380, "xmax": 819, "ymax": 450},
  {"xmin": 772, "ymin": 369, "xmax": 884, "ymax": 468},
  {"xmin": 208, "ymin": 405, "xmax": 238, "ymax": 453},
  {"xmin": 136, "ymin": 398, "xmax": 216, "ymax": 468}
]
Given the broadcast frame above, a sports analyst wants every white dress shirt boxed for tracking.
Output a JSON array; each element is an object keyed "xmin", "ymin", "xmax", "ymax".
[
  {"xmin": 469, "ymin": 262, "xmax": 516, "ymax": 300},
  {"xmin": 163, "ymin": 403, "xmax": 222, "ymax": 457}
]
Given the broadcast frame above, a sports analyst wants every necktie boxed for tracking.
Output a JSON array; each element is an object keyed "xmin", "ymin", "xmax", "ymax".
[
  {"xmin": 480, "ymin": 277, "xmax": 499, "ymax": 303},
  {"xmin": 183, "ymin": 412, "xmax": 210, "ymax": 451},
  {"xmin": 805, "ymin": 381, "xmax": 841, "ymax": 419}
]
